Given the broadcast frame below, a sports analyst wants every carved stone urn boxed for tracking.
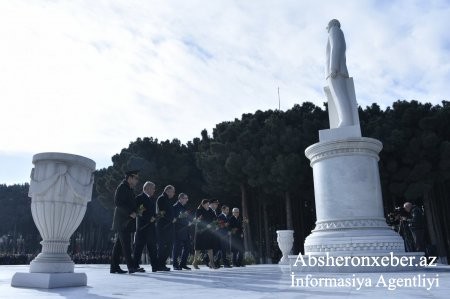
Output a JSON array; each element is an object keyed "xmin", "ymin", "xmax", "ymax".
[
  {"xmin": 12, "ymin": 152, "xmax": 95, "ymax": 288},
  {"xmin": 276, "ymin": 230, "xmax": 294, "ymax": 265}
]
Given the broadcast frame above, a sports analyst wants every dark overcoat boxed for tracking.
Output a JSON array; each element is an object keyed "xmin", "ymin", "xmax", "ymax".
[
  {"xmin": 111, "ymin": 180, "xmax": 136, "ymax": 232},
  {"xmin": 194, "ymin": 207, "xmax": 215, "ymax": 250},
  {"xmin": 173, "ymin": 201, "xmax": 190, "ymax": 241},
  {"xmin": 135, "ymin": 192, "xmax": 156, "ymax": 231}
]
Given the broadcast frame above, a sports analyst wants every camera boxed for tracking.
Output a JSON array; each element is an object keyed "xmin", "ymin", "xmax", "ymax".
[{"xmin": 387, "ymin": 207, "xmax": 409, "ymax": 226}]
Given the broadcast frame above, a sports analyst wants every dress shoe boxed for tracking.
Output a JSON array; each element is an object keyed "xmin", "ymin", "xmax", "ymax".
[
  {"xmin": 137, "ymin": 267, "xmax": 146, "ymax": 272},
  {"xmin": 192, "ymin": 262, "xmax": 200, "ymax": 269},
  {"xmin": 128, "ymin": 267, "xmax": 139, "ymax": 274},
  {"xmin": 159, "ymin": 266, "xmax": 171, "ymax": 271},
  {"xmin": 173, "ymin": 266, "xmax": 182, "ymax": 270},
  {"xmin": 181, "ymin": 266, "xmax": 191, "ymax": 270},
  {"xmin": 110, "ymin": 268, "xmax": 127, "ymax": 274}
]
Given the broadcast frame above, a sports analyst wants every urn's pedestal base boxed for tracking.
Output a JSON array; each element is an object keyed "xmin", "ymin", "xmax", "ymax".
[
  {"xmin": 30, "ymin": 252, "xmax": 75, "ymax": 273},
  {"xmin": 279, "ymin": 257, "xmax": 290, "ymax": 265},
  {"xmin": 288, "ymin": 252, "xmax": 425, "ymax": 273},
  {"xmin": 11, "ymin": 272, "xmax": 87, "ymax": 289}
]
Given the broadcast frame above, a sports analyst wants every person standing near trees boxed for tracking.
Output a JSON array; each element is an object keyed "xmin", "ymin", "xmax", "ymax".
[
  {"xmin": 133, "ymin": 181, "xmax": 158, "ymax": 272},
  {"xmin": 192, "ymin": 199, "xmax": 217, "ymax": 269},
  {"xmin": 110, "ymin": 170, "xmax": 140, "ymax": 274},
  {"xmin": 208, "ymin": 199, "xmax": 220, "ymax": 267},
  {"xmin": 172, "ymin": 192, "xmax": 191, "ymax": 270},
  {"xmin": 156, "ymin": 185, "xmax": 176, "ymax": 271},
  {"xmin": 216, "ymin": 205, "xmax": 232, "ymax": 268},
  {"xmin": 404, "ymin": 202, "xmax": 426, "ymax": 252},
  {"xmin": 229, "ymin": 207, "xmax": 245, "ymax": 267}
]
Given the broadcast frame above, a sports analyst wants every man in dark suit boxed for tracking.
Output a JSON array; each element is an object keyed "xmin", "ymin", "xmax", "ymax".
[
  {"xmin": 156, "ymin": 185, "xmax": 176, "ymax": 271},
  {"xmin": 133, "ymin": 181, "xmax": 158, "ymax": 272},
  {"xmin": 216, "ymin": 205, "xmax": 231, "ymax": 267},
  {"xmin": 208, "ymin": 199, "xmax": 220, "ymax": 267},
  {"xmin": 110, "ymin": 170, "xmax": 140, "ymax": 274},
  {"xmin": 404, "ymin": 202, "xmax": 426, "ymax": 252},
  {"xmin": 172, "ymin": 193, "xmax": 191, "ymax": 270},
  {"xmin": 229, "ymin": 207, "xmax": 245, "ymax": 267}
]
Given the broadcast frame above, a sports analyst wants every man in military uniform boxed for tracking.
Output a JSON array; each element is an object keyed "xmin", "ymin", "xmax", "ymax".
[
  {"xmin": 133, "ymin": 181, "xmax": 158, "ymax": 272},
  {"xmin": 172, "ymin": 193, "xmax": 191, "ymax": 270},
  {"xmin": 110, "ymin": 170, "xmax": 140, "ymax": 274},
  {"xmin": 229, "ymin": 207, "xmax": 245, "ymax": 267},
  {"xmin": 156, "ymin": 185, "xmax": 176, "ymax": 271}
]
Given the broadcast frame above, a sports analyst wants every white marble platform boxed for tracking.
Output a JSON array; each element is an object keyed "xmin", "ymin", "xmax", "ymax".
[
  {"xmin": 11, "ymin": 272, "xmax": 87, "ymax": 288},
  {"xmin": 1, "ymin": 264, "xmax": 449, "ymax": 298}
]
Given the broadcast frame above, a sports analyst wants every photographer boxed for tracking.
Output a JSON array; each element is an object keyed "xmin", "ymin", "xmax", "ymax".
[
  {"xmin": 387, "ymin": 206, "xmax": 414, "ymax": 252},
  {"xmin": 404, "ymin": 202, "xmax": 426, "ymax": 252}
]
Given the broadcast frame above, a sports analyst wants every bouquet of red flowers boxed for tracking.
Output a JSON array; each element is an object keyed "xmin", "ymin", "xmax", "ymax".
[{"xmin": 217, "ymin": 218, "xmax": 228, "ymax": 229}]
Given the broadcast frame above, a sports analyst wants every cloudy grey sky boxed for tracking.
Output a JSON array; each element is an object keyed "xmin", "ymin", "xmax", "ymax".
[{"xmin": 1, "ymin": 0, "xmax": 449, "ymax": 185}]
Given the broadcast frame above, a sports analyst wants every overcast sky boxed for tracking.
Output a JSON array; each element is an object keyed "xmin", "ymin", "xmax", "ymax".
[{"xmin": 1, "ymin": 0, "xmax": 449, "ymax": 185}]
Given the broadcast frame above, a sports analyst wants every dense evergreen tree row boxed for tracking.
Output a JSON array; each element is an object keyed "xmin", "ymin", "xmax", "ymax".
[{"xmin": 1, "ymin": 100, "xmax": 449, "ymax": 263}]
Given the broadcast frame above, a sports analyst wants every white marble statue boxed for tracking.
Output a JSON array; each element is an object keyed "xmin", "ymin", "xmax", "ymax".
[
  {"xmin": 290, "ymin": 20, "xmax": 416, "ymax": 273},
  {"xmin": 325, "ymin": 19, "xmax": 355, "ymax": 128}
]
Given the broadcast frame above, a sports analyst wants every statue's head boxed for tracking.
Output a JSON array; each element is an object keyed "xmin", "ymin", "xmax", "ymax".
[{"xmin": 327, "ymin": 19, "xmax": 341, "ymax": 31}]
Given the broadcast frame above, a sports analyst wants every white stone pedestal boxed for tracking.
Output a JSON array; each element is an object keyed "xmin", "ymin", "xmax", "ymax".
[
  {"xmin": 277, "ymin": 230, "xmax": 294, "ymax": 265},
  {"xmin": 302, "ymin": 137, "xmax": 404, "ymax": 256},
  {"xmin": 11, "ymin": 152, "xmax": 95, "ymax": 289},
  {"xmin": 289, "ymin": 136, "xmax": 413, "ymax": 272},
  {"xmin": 11, "ymin": 272, "xmax": 87, "ymax": 289}
]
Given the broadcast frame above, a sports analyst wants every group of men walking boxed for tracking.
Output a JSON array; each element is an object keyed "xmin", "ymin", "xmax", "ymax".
[{"xmin": 110, "ymin": 170, "xmax": 245, "ymax": 274}]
